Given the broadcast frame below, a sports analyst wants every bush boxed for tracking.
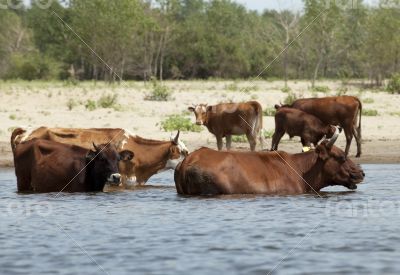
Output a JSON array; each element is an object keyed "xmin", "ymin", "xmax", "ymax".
[
  {"xmin": 98, "ymin": 94, "xmax": 118, "ymax": 108},
  {"xmin": 311, "ymin": 85, "xmax": 330, "ymax": 93},
  {"xmin": 362, "ymin": 109, "xmax": 378, "ymax": 116},
  {"xmin": 145, "ymin": 78, "xmax": 172, "ymax": 101},
  {"xmin": 387, "ymin": 74, "xmax": 400, "ymax": 94},
  {"xmin": 362, "ymin": 98, "xmax": 374, "ymax": 104},
  {"xmin": 263, "ymin": 107, "xmax": 276, "ymax": 116},
  {"xmin": 67, "ymin": 99, "xmax": 77, "ymax": 111},
  {"xmin": 85, "ymin": 100, "xmax": 97, "ymax": 111},
  {"xmin": 160, "ymin": 115, "xmax": 202, "ymax": 132},
  {"xmin": 281, "ymin": 86, "xmax": 291, "ymax": 93},
  {"xmin": 283, "ymin": 92, "xmax": 298, "ymax": 105},
  {"xmin": 232, "ymin": 135, "xmax": 247, "ymax": 143},
  {"xmin": 6, "ymin": 52, "xmax": 61, "ymax": 80}
]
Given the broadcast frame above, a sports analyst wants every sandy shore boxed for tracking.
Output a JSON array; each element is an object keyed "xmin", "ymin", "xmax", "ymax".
[{"xmin": 1, "ymin": 80, "xmax": 399, "ymax": 167}]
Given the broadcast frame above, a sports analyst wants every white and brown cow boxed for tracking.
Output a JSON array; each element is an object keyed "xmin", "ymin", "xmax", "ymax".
[
  {"xmin": 188, "ymin": 101, "xmax": 263, "ymax": 151},
  {"xmin": 11, "ymin": 127, "xmax": 189, "ymax": 186}
]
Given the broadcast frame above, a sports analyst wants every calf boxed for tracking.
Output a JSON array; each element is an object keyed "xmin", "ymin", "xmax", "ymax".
[
  {"xmin": 13, "ymin": 139, "xmax": 134, "ymax": 193},
  {"xmin": 271, "ymin": 106, "xmax": 336, "ymax": 151},
  {"xmin": 188, "ymin": 101, "xmax": 263, "ymax": 151}
]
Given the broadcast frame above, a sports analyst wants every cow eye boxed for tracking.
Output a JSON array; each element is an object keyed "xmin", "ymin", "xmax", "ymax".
[{"xmin": 338, "ymin": 156, "xmax": 346, "ymax": 163}]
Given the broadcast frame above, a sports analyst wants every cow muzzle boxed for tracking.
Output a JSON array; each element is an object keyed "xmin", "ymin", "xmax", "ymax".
[
  {"xmin": 196, "ymin": 121, "xmax": 203, "ymax": 125},
  {"xmin": 108, "ymin": 173, "xmax": 122, "ymax": 185}
]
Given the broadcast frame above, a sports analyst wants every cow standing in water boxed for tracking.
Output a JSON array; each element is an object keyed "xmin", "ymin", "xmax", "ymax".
[
  {"xmin": 279, "ymin": 96, "xmax": 362, "ymax": 157},
  {"xmin": 175, "ymin": 127, "xmax": 365, "ymax": 195},
  {"xmin": 13, "ymin": 139, "xmax": 134, "ymax": 193},
  {"xmin": 11, "ymin": 127, "xmax": 188, "ymax": 185},
  {"xmin": 188, "ymin": 101, "xmax": 263, "ymax": 151}
]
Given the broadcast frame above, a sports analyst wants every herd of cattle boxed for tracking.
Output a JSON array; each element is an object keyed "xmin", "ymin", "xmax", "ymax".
[{"xmin": 10, "ymin": 95, "xmax": 365, "ymax": 195}]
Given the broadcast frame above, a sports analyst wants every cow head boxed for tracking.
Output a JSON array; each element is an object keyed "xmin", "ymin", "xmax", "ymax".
[
  {"xmin": 315, "ymin": 127, "xmax": 364, "ymax": 190},
  {"xmin": 188, "ymin": 104, "xmax": 211, "ymax": 125},
  {"xmin": 86, "ymin": 143, "xmax": 135, "ymax": 188},
  {"xmin": 166, "ymin": 130, "xmax": 189, "ymax": 169}
]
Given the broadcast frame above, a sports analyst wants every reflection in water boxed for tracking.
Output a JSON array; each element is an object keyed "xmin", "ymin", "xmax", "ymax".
[{"xmin": 1, "ymin": 165, "xmax": 400, "ymax": 275}]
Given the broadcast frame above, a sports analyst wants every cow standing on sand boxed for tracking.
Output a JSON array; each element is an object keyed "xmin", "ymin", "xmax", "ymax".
[
  {"xmin": 279, "ymin": 96, "xmax": 362, "ymax": 157},
  {"xmin": 188, "ymin": 101, "xmax": 263, "ymax": 151},
  {"xmin": 271, "ymin": 105, "xmax": 337, "ymax": 151},
  {"xmin": 175, "ymin": 127, "xmax": 365, "ymax": 195},
  {"xmin": 13, "ymin": 139, "xmax": 134, "ymax": 193}
]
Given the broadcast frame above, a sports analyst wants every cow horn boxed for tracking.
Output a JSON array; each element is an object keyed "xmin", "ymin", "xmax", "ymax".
[
  {"xmin": 173, "ymin": 130, "xmax": 180, "ymax": 144},
  {"xmin": 326, "ymin": 126, "xmax": 340, "ymax": 148},
  {"xmin": 93, "ymin": 142, "xmax": 100, "ymax": 151}
]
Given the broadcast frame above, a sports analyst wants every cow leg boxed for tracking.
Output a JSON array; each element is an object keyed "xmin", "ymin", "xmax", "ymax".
[
  {"xmin": 271, "ymin": 131, "xmax": 284, "ymax": 151},
  {"xmin": 226, "ymin": 135, "xmax": 232, "ymax": 150},
  {"xmin": 352, "ymin": 127, "xmax": 362, "ymax": 158},
  {"xmin": 246, "ymin": 133, "xmax": 257, "ymax": 151},
  {"xmin": 344, "ymin": 127, "xmax": 353, "ymax": 157},
  {"xmin": 216, "ymin": 135, "xmax": 223, "ymax": 151}
]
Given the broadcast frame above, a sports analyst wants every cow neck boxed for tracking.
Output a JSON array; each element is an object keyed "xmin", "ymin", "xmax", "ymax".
[
  {"xmin": 133, "ymin": 139, "xmax": 173, "ymax": 179},
  {"xmin": 85, "ymin": 160, "xmax": 105, "ymax": 191},
  {"xmin": 292, "ymin": 151, "xmax": 327, "ymax": 192}
]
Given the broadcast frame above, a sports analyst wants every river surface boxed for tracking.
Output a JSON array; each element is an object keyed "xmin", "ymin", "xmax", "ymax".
[{"xmin": 1, "ymin": 164, "xmax": 400, "ymax": 275}]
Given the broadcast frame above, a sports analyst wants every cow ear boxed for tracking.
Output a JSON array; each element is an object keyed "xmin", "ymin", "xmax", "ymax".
[
  {"xmin": 316, "ymin": 144, "xmax": 329, "ymax": 161},
  {"xmin": 119, "ymin": 150, "xmax": 134, "ymax": 161},
  {"xmin": 86, "ymin": 150, "xmax": 96, "ymax": 161},
  {"xmin": 188, "ymin": 107, "xmax": 195, "ymax": 112}
]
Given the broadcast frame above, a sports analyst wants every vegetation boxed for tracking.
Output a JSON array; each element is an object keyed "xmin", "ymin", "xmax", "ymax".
[
  {"xmin": 362, "ymin": 109, "xmax": 379, "ymax": 116},
  {"xmin": 160, "ymin": 115, "xmax": 202, "ymax": 132},
  {"xmin": 387, "ymin": 74, "xmax": 400, "ymax": 94},
  {"xmin": 145, "ymin": 78, "xmax": 172, "ymax": 101},
  {"xmin": 0, "ymin": 0, "xmax": 399, "ymax": 85},
  {"xmin": 362, "ymin": 98, "xmax": 374, "ymax": 104},
  {"xmin": 311, "ymin": 86, "xmax": 330, "ymax": 93},
  {"xmin": 97, "ymin": 94, "xmax": 118, "ymax": 108},
  {"xmin": 283, "ymin": 92, "xmax": 299, "ymax": 105},
  {"xmin": 263, "ymin": 108, "xmax": 276, "ymax": 116}
]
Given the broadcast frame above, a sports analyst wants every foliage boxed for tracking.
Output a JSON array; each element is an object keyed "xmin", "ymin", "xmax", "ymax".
[
  {"xmin": 362, "ymin": 109, "xmax": 378, "ymax": 116},
  {"xmin": 263, "ymin": 108, "xmax": 276, "ymax": 116},
  {"xmin": 160, "ymin": 114, "xmax": 202, "ymax": 132},
  {"xmin": 97, "ymin": 94, "xmax": 118, "ymax": 108},
  {"xmin": 387, "ymin": 74, "xmax": 400, "ymax": 94},
  {"xmin": 85, "ymin": 99, "xmax": 97, "ymax": 111},
  {"xmin": 281, "ymin": 86, "xmax": 291, "ymax": 93},
  {"xmin": 145, "ymin": 78, "xmax": 172, "ymax": 101},
  {"xmin": 67, "ymin": 99, "xmax": 77, "ymax": 111},
  {"xmin": 283, "ymin": 92, "xmax": 298, "ymax": 105},
  {"xmin": 362, "ymin": 98, "xmax": 374, "ymax": 104},
  {"xmin": 311, "ymin": 85, "xmax": 330, "ymax": 93}
]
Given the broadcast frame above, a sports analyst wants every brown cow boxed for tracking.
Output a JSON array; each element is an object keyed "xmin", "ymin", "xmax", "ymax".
[
  {"xmin": 11, "ymin": 127, "xmax": 188, "ymax": 185},
  {"xmin": 175, "ymin": 128, "xmax": 365, "ymax": 195},
  {"xmin": 280, "ymin": 96, "xmax": 362, "ymax": 157},
  {"xmin": 13, "ymin": 139, "xmax": 134, "ymax": 193},
  {"xmin": 271, "ymin": 105, "xmax": 337, "ymax": 151},
  {"xmin": 188, "ymin": 101, "xmax": 263, "ymax": 151}
]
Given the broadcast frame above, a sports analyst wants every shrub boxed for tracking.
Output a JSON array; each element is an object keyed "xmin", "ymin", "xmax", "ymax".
[
  {"xmin": 85, "ymin": 100, "xmax": 97, "ymax": 111},
  {"xmin": 387, "ymin": 74, "xmax": 400, "ymax": 94},
  {"xmin": 145, "ymin": 78, "xmax": 172, "ymax": 101},
  {"xmin": 9, "ymin": 114, "xmax": 16, "ymax": 120},
  {"xmin": 362, "ymin": 98, "xmax": 374, "ymax": 104},
  {"xmin": 311, "ymin": 85, "xmax": 330, "ymax": 93},
  {"xmin": 281, "ymin": 86, "xmax": 291, "ymax": 93},
  {"xmin": 263, "ymin": 107, "xmax": 276, "ymax": 116},
  {"xmin": 225, "ymin": 82, "xmax": 239, "ymax": 91},
  {"xmin": 67, "ymin": 99, "xmax": 77, "ymax": 111},
  {"xmin": 98, "ymin": 94, "xmax": 118, "ymax": 108},
  {"xmin": 232, "ymin": 135, "xmax": 247, "ymax": 143},
  {"xmin": 362, "ymin": 109, "xmax": 378, "ymax": 116},
  {"xmin": 160, "ymin": 115, "xmax": 202, "ymax": 132},
  {"xmin": 283, "ymin": 92, "xmax": 298, "ymax": 105}
]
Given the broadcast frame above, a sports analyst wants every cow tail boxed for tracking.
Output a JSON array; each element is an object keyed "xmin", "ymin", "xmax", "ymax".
[
  {"xmin": 254, "ymin": 102, "xmax": 264, "ymax": 150},
  {"xmin": 10, "ymin": 128, "xmax": 26, "ymax": 153},
  {"xmin": 357, "ymin": 98, "xmax": 362, "ymax": 141}
]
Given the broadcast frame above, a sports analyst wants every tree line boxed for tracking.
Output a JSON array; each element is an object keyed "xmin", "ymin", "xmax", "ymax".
[{"xmin": 0, "ymin": 0, "xmax": 399, "ymax": 86}]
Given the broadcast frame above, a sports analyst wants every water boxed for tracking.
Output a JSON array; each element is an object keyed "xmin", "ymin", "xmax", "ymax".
[{"xmin": 1, "ymin": 165, "xmax": 400, "ymax": 275}]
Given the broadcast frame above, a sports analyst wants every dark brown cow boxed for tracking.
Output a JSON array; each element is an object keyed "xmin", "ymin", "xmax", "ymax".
[
  {"xmin": 13, "ymin": 139, "xmax": 134, "ymax": 193},
  {"xmin": 188, "ymin": 101, "xmax": 263, "ymax": 151},
  {"xmin": 280, "ymin": 96, "xmax": 362, "ymax": 157},
  {"xmin": 175, "ymin": 128, "xmax": 365, "ymax": 195},
  {"xmin": 12, "ymin": 127, "xmax": 188, "ymax": 185},
  {"xmin": 271, "ymin": 105, "xmax": 336, "ymax": 151}
]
